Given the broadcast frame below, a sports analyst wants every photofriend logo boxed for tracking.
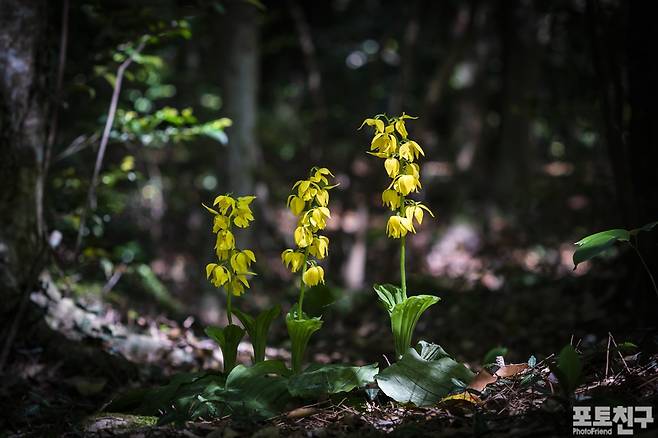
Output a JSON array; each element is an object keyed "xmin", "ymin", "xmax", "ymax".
[{"xmin": 572, "ymin": 406, "xmax": 654, "ymax": 436}]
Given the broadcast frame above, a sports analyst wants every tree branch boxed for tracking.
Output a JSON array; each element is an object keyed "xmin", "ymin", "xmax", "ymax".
[{"xmin": 75, "ymin": 39, "xmax": 146, "ymax": 255}]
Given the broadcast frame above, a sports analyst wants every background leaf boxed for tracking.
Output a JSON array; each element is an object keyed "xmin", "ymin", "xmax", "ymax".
[{"xmin": 573, "ymin": 228, "xmax": 630, "ymax": 268}]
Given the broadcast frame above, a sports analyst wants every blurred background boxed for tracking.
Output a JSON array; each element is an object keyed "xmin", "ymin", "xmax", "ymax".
[{"xmin": 2, "ymin": 0, "xmax": 657, "ymax": 379}]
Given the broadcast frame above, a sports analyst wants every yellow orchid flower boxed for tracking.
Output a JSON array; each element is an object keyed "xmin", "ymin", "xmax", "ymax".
[
  {"xmin": 230, "ymin": 250, "xmax": 256, "ymax": 273},
  {"xmin": 294, "ymin": 225, "xmax": 314, "ymax": 248},
  {"xmin": 226, "ymin": 274, "xmax": 249, "ymax": 296},
  {"xmin": 371, "ymin": 132, "xmax": 397, "ymax": 155},
  {"xmin": 215, "ymin": 229, "xmax": 236, "ymax": 251},
  {"xmin": 309, "ymin": 236, "xmax": 329, "ymax": 259},
  {"xmin": 405, "ymin": 203, "xmax": 434, "ymax": 226},
  {"xmin": 315, "ymin": 189, "xmax": 329, "ymax": 207},
  {"xmin": 382, "ymin": 189, "xmax": 401, "ymax": 210},
  {"xmin": 393, "ymin": 174, "xmax": 421, "ymax": 196},
  {"xmin": 281, "ymin": 249, "xmax": 306, "ymax": 272},
  {"xmin": 213, "ymin": 195, "xmax": 235, "ymax": 215},
  {"xmin": 305, "ymin": 207, "xmax": 330, "ymax": 230},
  {"xmin": 359, "ymin": 117, "xmax": 385, "ymax": 134},
  {"xmin": 207, "ymin": 264, "xmax": 231, "ymax": 287},
  {"xmin": 394, "ymin": 119, "xmax": 408, "ymax": 138},
  {"xmin": 309, "ymin": 167, "xmax": 333, "ymax": 184},
  {"xmin": 287, "ymin": 195, "xmax": 306, "ymax": 215},
  {"xmin": 384, "ymin": 158, "xmax": 400, "ymax": 178},
  {"xmin": 399, "ymin": 140, "xmax": 424, "ymax": 161},
  {"xmin": 212, "ymin": 214, "xmax": 231, "ymax": 233},
  {"xmin": 233, "ymin": 205, "xmax": 254, "ymax": 228},
  {"xmin": 386, "ymin": 215, "xmax": 415, "ymax": 238},
  {"xmin": 302, "ymin": 265, "xmax": 325, "ymax": 286}
]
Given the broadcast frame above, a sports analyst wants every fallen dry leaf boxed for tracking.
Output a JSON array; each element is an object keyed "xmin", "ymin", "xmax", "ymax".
[
  {"xmin": 495, "ymin": 363, "xmax": 529, "ymax": 378},
  {"xmin": 441, "ymin": 391, "xmax": 482, "ymax": 404},
  {"xmin": 286, "ymin": 407, "xmax": 318, "ymax": 419},
  {"xmin": 468, "ymin": 370, "xmax": 497, "ymax": 392}
]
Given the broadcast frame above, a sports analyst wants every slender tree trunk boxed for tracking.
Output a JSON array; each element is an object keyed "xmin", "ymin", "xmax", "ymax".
[
  {"xmin": 221, "ymin": 0, "xmax": 261, "ymax": 196},
  {"xmin": 0, "ymin": 0, "xmax": 48, "ymax": 315},
  {"xmin": 491, "ymin": 0, "xmax": 540, "ymax": 206},
  {"xmin": 627, "ymin": 1, "xmax": 658, "ymax": 314}
]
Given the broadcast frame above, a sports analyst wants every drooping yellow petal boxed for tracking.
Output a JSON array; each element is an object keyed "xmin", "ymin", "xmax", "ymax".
[
  {"xmin": 206, "ymin": 263, "xmax": 218, "ymax": 279},
  {"xmin": 309, "ymin": 236, "xmax": 329, "ymax": 259},
  {"xmin": 315, "ymin": 190, "xmax": 329, "ymax": 207},
  {"xmin": 213, "ymin": 215, "xmax": 230, "ymax": 233},
  {"xmin": 302, "ymin": 265, "xmax": 325, "ymax": 286},
  {"xmin": 359, "ymin": 118, "xmax": 385, "ymax": 133},
  {"xmin": 384, "ymin": 158, "xmax": 400, "ymax": 178},
  {"xmin": 215, "ymin": 230, "xmax": 236, "ymax": 251},
  {"xmin": 213, "ymin": 195, "xmax": 235, "ymax": 215},
  {"xmin": 394, "ymin": 174, "xmax": 421, "ymax": 196},
  {"xmin": 395, "ymin": 119, "xmax": 408, "ymax": 137},
  {"xmin": 289, "ymin": 196, "xmax": 306, "ymax": 215},
  {"xmin": 294, "ymin": 226, "xmax": 313, "ymax": 248},
  {"xmin": 382, "ymin": 189, "xmax": 401, "ymax": 210}
]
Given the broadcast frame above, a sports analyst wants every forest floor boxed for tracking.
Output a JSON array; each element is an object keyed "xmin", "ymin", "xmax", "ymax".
[
  {"xmin": 3, "ymin": 279, "xmax": 658, "ymax": 437},
  {"xmin": 3, "ymin": 235, "xmax": 658, "ymax": 437}
]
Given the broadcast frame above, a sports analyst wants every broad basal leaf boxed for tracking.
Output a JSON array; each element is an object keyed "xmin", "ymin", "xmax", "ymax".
[
  {"xmin": 205, "ymin": 324, "xmax": 246, "ymax": 373},
  {"xmin": 286, "ymin": 312, "xmax": 323, "ymax": 373},
  {"xmin": 233, "ymin": 305, "xmax": 280, "ymax": 363},
  {"xmin": 376, "ymin": 344, "xmax": 474, "ymax": 407},
  {"xmin": 390, "ymin": 295, "xmax": 440, "ymax": 358},
  {"xmin": 288, "ymin": 363, "xmax": 378, "ymax": 399}
]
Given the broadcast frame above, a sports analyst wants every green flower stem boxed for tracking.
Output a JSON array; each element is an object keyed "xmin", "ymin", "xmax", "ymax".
[
  {"xmin": 226, "ymin": 247, "xmax": 235, "ymax": 325},
  {"xmin": 400, "ymin": 235, "xmax": 407, "ymax": 299},
  {"xmin": 297, "ymin": 248, "xmax": 310, "ymax": 320},
  {"xmin": 226, "ymin": 291, "xmax": 233, "ymax": 325},
  {"xmin": 399, "ymin": 196, "xmax": 407, "ymax": 299}
]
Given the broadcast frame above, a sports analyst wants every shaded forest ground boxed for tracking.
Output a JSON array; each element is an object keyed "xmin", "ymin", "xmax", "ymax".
[{"xmin": 3, "ymin": 239, "xmax": 658, "ymax": 437}]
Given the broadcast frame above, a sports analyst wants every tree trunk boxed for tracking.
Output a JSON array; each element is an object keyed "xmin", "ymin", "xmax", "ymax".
[
  {"xmin": 627, "ymin": 0, "xmax": 658, "ymax": 314},
  {"xmin": 0, "ymin": 0, "xmax": 48, "ymax": 315},
  {"xmin": 220, "ymin": 0, "xmax": 261, "ymax": 196},
  {"xmin": 492, "ymin": 0, "xmax": 540, "ymax": 206}
]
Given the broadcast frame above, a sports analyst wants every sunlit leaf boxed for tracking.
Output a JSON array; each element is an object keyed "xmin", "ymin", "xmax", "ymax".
[
  {"xmin": 390, "ymin": 295, "xmax": 440, "ymax": 358},
  {"xmin": 573, "ymin": 228, "xmax": 630, "ymax": 268},
  {"xmin": 376, "ymin": 343, "xmax": 474, "ymax": 406}
]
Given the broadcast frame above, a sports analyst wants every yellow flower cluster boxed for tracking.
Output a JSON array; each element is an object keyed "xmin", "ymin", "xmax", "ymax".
[
  {"xmin": 361, "ymin": 114, "xmax": 434, "ymax": 238},
  {"xmin": 281, "ymin": 167, "xmax": 337, "ymax": 286},
  {"xmin": 204, "ymin": 194, "xmax": 257, "ymax": 296}
]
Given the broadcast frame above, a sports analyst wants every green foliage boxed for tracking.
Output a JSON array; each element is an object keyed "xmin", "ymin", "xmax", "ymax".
[
  {"xmin": 376, "ymin": 342, "xmax": 475, "ymax": 406},
  {"xmin": 108, "ymin": 361, "xmax": 381, "ymax": 424},
  {"xmin": 205, "ymin": 325, "xmax": 246, "ymax": 373},
  {"xmin": 550, "ymin": 345, "xmax": 582, "ymax": 395},
  {"xmin": 109, "ymin": 361, "xmax": 292, "ymax": 425},
  {"xmin": 285, "ymin": 310, "xmax": 323, "ymax": 374},
  {"xmin": 233, "ymin": 305, "xmax": 281, "ymax": 363},
  {"xmin": 374, "ymin": 284, "xmax": 440, "ymax": 358},
  {"xmin": 288, "ymin": 363, "xmax": 378, "ymax": 399},
  {"xmin": 374, "ymin": 283, "xmax": 406, "ymax": 314},
  {"xmin": 573, "ymin": 221, "xmax": 657, "ymax": 268},
  {"xmin": 113, "ymin": 107, "xmax": 232, "ymax": 147}
]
